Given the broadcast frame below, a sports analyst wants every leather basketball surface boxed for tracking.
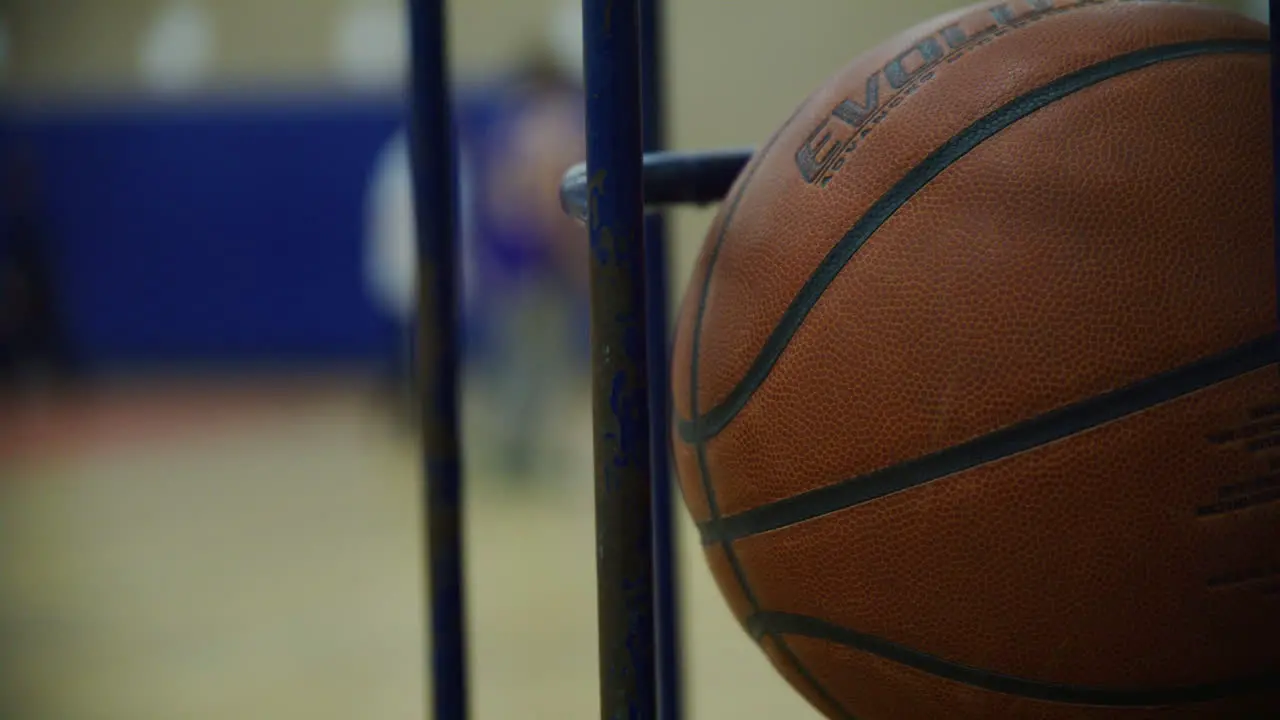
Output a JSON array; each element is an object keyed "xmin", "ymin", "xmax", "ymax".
[{"xmin": 669, "ymin": 1, "xmax": 1279, "ymax": 718}]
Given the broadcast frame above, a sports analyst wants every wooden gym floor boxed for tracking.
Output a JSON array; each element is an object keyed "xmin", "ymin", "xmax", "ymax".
[{"xmin": 0, "ymin": 374, "xmax": 814, "ymax": 719}]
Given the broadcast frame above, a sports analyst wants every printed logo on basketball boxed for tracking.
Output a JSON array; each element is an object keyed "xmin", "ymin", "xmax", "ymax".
[
  {"xmin": 1200, "ymin": 401, "xmax": 1280, "ymax": 518},
  {"xmin": 795, "ymin": 0, "xmax": 1102, "ymax": 188},
  {"xmin": 1198, "ymin": 401, "xmax": 1280, "ymax": 598}
]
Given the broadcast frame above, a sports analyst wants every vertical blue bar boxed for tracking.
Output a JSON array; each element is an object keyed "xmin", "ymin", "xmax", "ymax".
[
  {"xmin": 582, "ymin": 0, "xmax": 658, "ymax": 718},
  {"xmin": 406, "ymin": 0, "xmax": 467, "ymax": 718},
  {"xmin": 1272, "ymin": 1, "xmax": 1279, "ymax": 374},
  {"xmin": 1271, "ymin": 0, "xmax": 1278, "ymax": 345},
  {"xmin": 638, "ymin": 1, "xmax": 683, "ymax": 719}
]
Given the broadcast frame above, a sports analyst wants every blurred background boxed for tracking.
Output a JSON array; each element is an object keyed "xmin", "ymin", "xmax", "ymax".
[{"xmin": 0, "ymin": 0, "xmax": 1267, "ymax": 718}]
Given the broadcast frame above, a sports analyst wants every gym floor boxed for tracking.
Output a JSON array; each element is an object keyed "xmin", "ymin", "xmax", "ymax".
[{"xmin": 0, "ymin": 374, "xmax": 814, "ymax": 719}]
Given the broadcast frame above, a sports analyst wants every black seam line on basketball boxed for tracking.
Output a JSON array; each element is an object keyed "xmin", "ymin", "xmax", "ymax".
[
  {"xmin": 746, "ymin": 612, "xmax": 1278, "ymax": 706},
  {"xmin": 687, "ymin": 91, "xmax": 814, "ymax": 521},
  {"xmin": 689, "ymin": 133, "xmax": 775, "ymax": 521},
  {"xmin": 687, "ymin": 103, "xmax": 860, "ymax": 720},
  {"xmin": 698, "ymin": 333, "xmax": 1279, "ymax": 546},
  {"xmin": 698, "ymin": 156, "xmax": 864, "ymax": 720},
  {"xmin": 674, "ymin": 37, "xmax": 1271, "ymax": 446}
]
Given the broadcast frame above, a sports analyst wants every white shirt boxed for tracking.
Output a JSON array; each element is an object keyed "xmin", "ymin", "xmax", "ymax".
[{"xmin": 363, "ymin": 128, "xmax": 475, "ymax": 323}]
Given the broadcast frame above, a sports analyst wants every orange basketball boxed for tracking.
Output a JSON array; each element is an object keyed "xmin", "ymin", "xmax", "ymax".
[{"xmin": 669, "ymin": 1, "xmax": 1278, "ymax": 718}]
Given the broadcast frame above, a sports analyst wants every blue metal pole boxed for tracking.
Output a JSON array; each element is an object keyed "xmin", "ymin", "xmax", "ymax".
[
  {"xmin": 406, "ymin": 0, "xmax": 467, "ymax": 718},
  {"xmin": 582, "ymin": 0, "xmax": 658, "ymax": 718},
  {"xmin": 638, "ymin": 1, "xmax": 683, "ymax": 718},
  {"xmin": 1271, "ymin": 2, "xmax": 1279, "ymax": 430}
]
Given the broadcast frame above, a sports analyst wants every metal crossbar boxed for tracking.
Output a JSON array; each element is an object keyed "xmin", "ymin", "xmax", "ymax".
[{"xmin": 406, "ymin": 0, "xmax": 706, "ymax": 718}]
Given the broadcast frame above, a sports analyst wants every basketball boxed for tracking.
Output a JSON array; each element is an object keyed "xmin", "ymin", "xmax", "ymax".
[{"xmin": 670, "ymin": 1, "xmax": 1278, "ymax": 717}]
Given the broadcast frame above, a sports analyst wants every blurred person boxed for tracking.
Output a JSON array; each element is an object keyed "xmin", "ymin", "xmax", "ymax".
[
  {"xmin": 365, "ymin": 129, "xmax": 437, "ymax": 421},
  {"xmin": 364, "ymin": 5, "xmax": 589, "ymax": 484},
  {"xmin": 0, "ymin": 146, "xmax": 78, "ymax": 391}
]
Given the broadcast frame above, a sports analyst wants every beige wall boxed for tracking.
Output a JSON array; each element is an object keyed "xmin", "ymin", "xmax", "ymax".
[
  {"xmin": 1, "ymin": 0, "xmax": 1255, "ymax": 88},
  {"xmin": 0, "ymin": 0, "xmax": 574, "ymax": 92},
  {"xmin": 0, "ymin": 0, "xmax": 1260, "ymax": 279}
]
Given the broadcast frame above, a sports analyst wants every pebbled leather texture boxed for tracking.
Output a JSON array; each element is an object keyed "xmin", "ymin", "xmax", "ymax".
[{"xmin": 668, "ymin": 1, "xmax": 1279, "ymax": 717}]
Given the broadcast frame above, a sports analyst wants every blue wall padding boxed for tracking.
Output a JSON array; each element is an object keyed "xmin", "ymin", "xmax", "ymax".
[{"xmin": 2, "ymin": 94, "xmax": 406, "ymax": 370}]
